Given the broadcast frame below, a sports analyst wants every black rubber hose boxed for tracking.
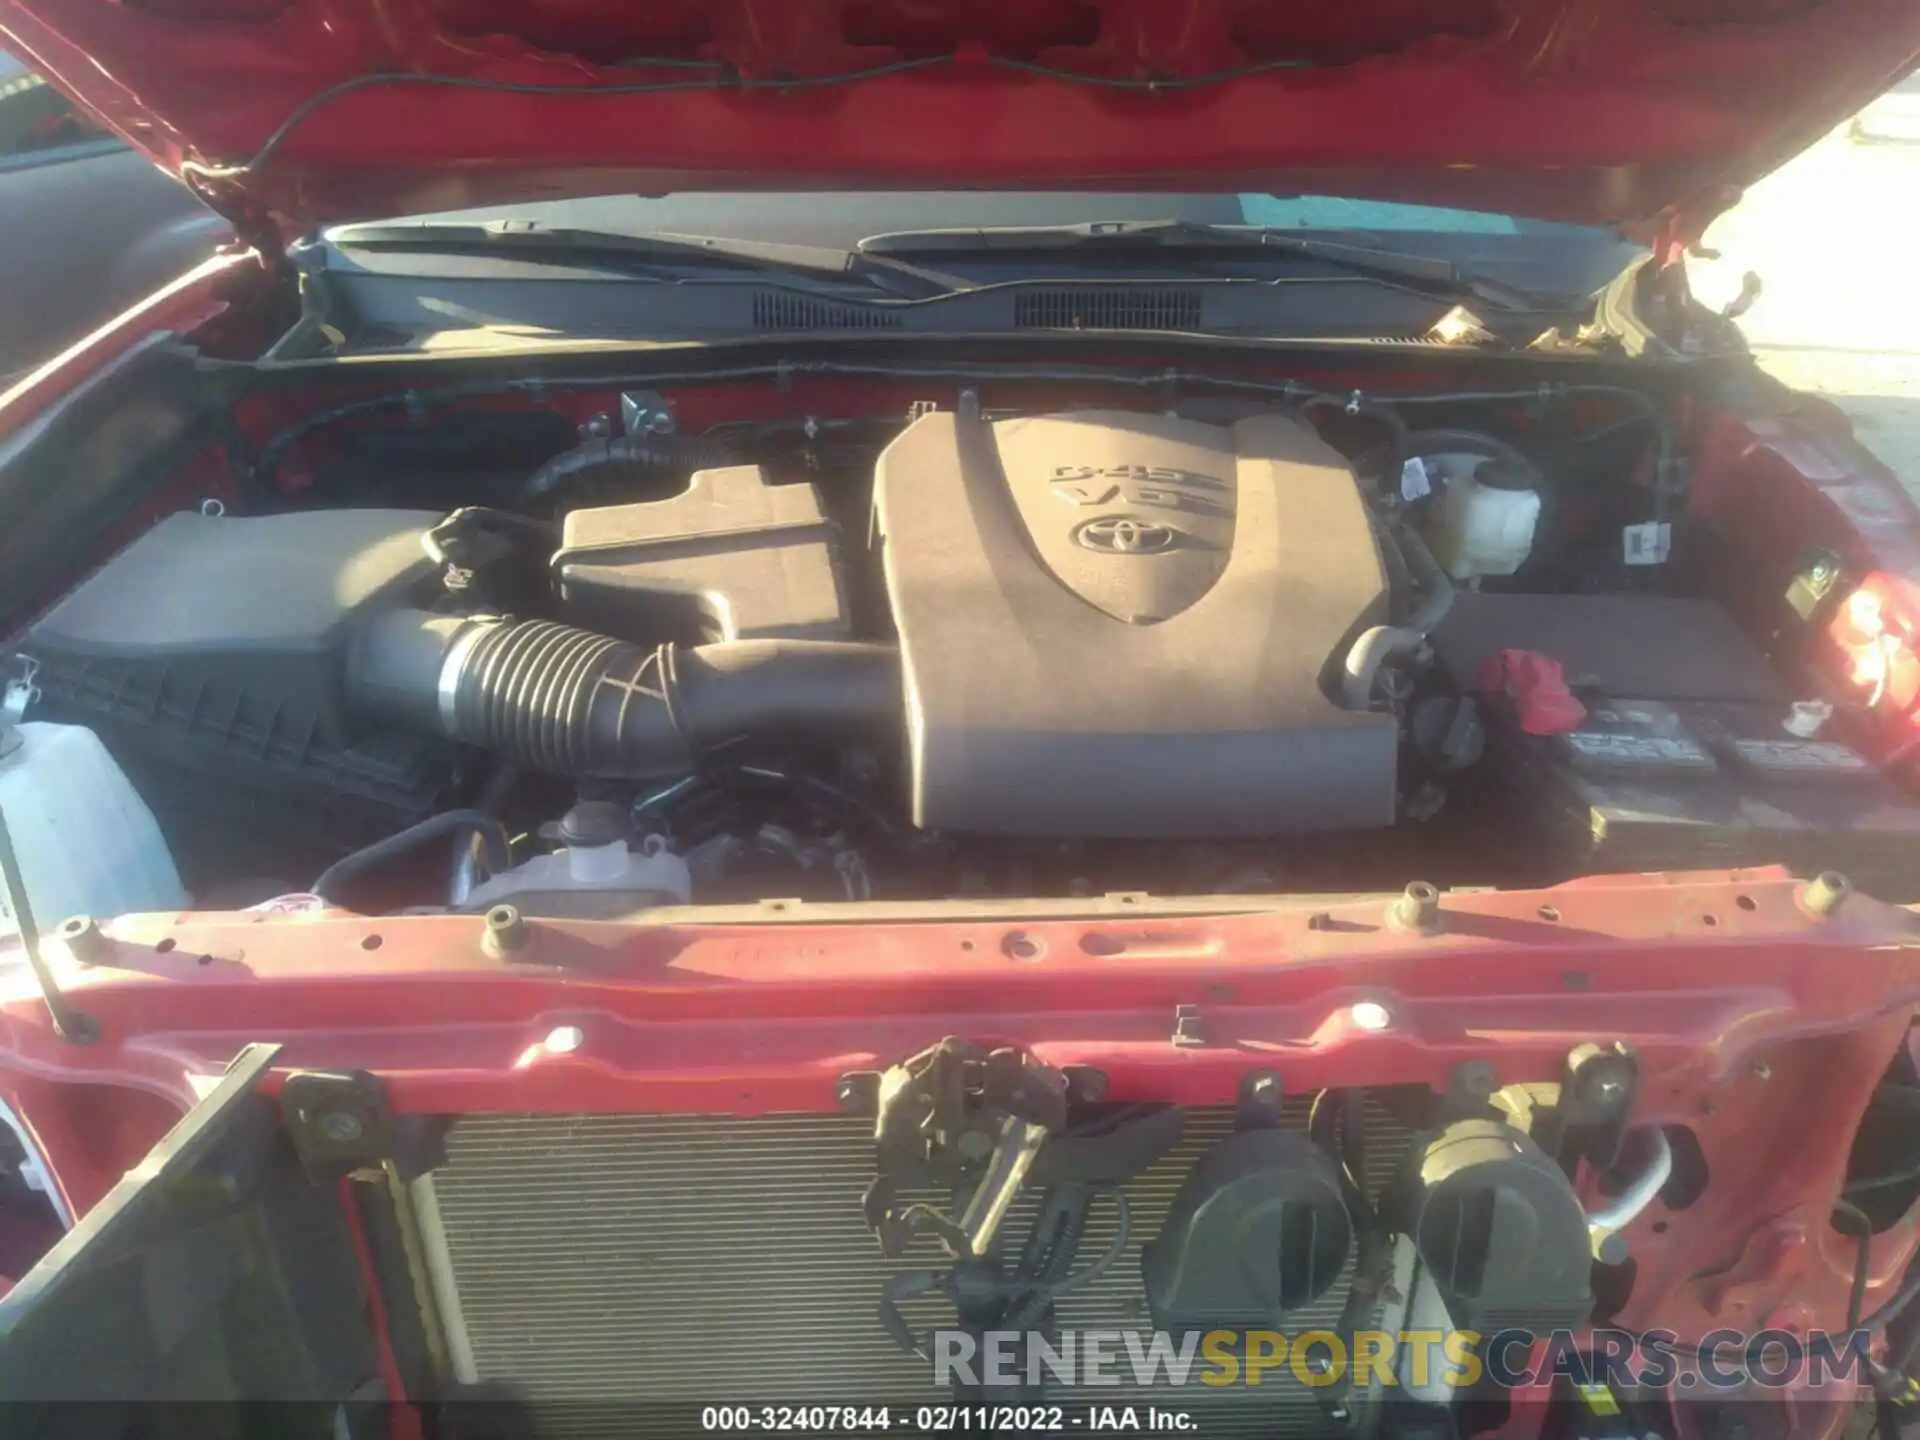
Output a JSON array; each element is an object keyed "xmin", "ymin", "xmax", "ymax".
[
  {"xmin": 449, "ymin": 763, "xmax": 524, "ymax": 906},
  {"xmin": 1341, "ymin": 528, "xmax": 1453, "ymax": 709},
  {"xmin": 514, "ymin": 433, "xmax": 734, "ymax": 507},
  {"xmin": 1835, "ymin": 1200, "xmax": 1874, "ymax": 1331},
  {"xmin": 1862, "ymin": 1256, "xmax": 1920, "ymax": 1338},
  {"xmin": 1301, "ymin": 392, "xmax": 1410, "ymax": 486},
  {"xmin": 312, "ymin": 810, "xmax": 513, "ymax": 905},
  {"xmin": 1394, "ymin": 520, "xmax": 1456, "ymax": 636},
  {"xmin": 349, "ymin": 609, "xmax": 900, "ymax": 777},
  {"xmin": 421, "ymin": 507, "xmax": 558, "ymax": 569}
]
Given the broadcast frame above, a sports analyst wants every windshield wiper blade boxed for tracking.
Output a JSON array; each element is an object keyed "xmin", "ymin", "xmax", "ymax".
[
  {"xmin": 858, "ymin": 219, "xmax": 1548, "ymax": 311},
  {"xmin": 323, "ymin": 221, "xmax": 962, "ymax": 297}
]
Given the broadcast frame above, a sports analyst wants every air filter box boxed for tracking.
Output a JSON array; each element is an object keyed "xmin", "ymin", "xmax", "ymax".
[
  {"xmin": 553, "ymin": 466, "xmax": 850, "ymax": 644},
  {"xmin": 18, "ymin": 509, "xmax": 461, "ymax": 879}
]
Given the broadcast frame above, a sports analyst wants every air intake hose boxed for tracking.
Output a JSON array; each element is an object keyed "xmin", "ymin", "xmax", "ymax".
[
  {"xmin": 515, "ymin": 434, "xmax": 734, "ymax": 508},
  {"xmin": 348, "ymin": 609, "xmax": 900, "ymax": 776}
]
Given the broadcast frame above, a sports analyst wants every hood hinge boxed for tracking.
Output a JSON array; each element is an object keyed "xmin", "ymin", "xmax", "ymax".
[
  {"xmin": 184, "ymin": 170, "xmax": 290, "ymax": 271},
  {"xmin": 1647, "ymin": 183, "xmax": 1744, "ymax": 269}
]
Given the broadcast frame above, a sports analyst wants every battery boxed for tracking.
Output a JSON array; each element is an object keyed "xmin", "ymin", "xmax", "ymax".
[
  {"xmin": 1471, "ymin": 693, "xmax": 1920, "ymax": 899},
  {"xmin": 1430, "ymin": 592, "xmax": 1920, "ymax": 898}
]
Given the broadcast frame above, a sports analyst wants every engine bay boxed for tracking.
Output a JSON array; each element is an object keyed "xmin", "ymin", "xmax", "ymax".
[
  {"xmin": 4, "ymin": 345, "xmax": 1920, "ymax": 1440},
  {"xmin": 10, "ymin": 365, "xmax": 1920, "ymax": 917}
]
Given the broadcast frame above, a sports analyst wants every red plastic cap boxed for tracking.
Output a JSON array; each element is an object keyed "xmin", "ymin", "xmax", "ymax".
[{"xmin": 1476, "ymin": 648, "xmax": 1588, "ymax": 735}]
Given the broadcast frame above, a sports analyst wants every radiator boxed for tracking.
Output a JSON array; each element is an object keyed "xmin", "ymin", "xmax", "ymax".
[{"xmin": 414, "ymin": 1103, "xmax": 1413, "ymax": 1437}]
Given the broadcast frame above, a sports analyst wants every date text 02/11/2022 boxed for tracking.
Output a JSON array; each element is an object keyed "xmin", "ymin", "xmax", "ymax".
[{"xmin": 699, "ymin": 1406, "xmax": 1194, "ymax": 1432}]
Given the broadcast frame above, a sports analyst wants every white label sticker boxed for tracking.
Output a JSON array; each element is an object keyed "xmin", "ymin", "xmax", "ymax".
[
  {"xmin": 1567, "ymin": 732, "xmax": 1711, "ymax": 765},
  {"xmin": 1400, "ymin": 456, "xmax": 1432, "ymax": 502},
  {"xmin": 1622, "ymin": 521, "xmax": 1672, "ymax": 566},
  {"xmin": 1734, "ymin": 739, "xmax": 1870, "ymax": 772}
]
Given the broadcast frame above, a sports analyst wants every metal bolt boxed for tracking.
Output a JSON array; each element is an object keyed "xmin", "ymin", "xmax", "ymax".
[
  {"xmin": 544, "ymin": 1025, "xmax": 585, "ymax": 1054},
  {"xmin": 1800, "ymin": 871, "xmax": 1851, "ymax": 918},
  {"xmin": 1568, "ymin": 1045, "xmax": 1635, "ymax": 1115},
  {"xmin": 1390, "ymin": 880, "xmax": 1442, "ymax": 931},
  {"xmin": 1351, "ymin": 1001, "xmax": 1393, "ymax": 1032},
  {"xmin": 620, "ymin": 390, "xmax": 676, "ymax": 436},
  {"xmin": 56, "ymin": 915, "xmax": 109, "ymax": 964},
  {"xmin": 319, "ymin": 1111, "xmax": 364, "ymax": 1144},
  {"xmin": 484, "ymin": 904, "xmax": 531, "ymax": 955}
]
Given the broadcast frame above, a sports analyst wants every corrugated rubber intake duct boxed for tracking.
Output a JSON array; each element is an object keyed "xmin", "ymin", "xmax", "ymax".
[{"xmin": 347, "ymin": 609, "xmax": 900, "ymax": 776}]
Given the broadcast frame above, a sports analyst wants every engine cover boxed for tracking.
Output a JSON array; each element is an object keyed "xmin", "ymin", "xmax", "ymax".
[{"xmin": 873, "ymin": 409, "xmax": 1396, "ymax": 836}]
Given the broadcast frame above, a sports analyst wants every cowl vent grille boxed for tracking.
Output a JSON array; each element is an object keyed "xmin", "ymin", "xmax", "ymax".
[
  {"xmin": 1014, "ymin": 289, "xmax": 1203, "ymax": 330},
  {"xmin": 751, "ymin": 293, "xmax": 900, "ymax": 330}
]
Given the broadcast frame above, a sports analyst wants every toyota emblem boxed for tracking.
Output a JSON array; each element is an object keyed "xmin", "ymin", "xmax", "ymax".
[{"xmin": 1073, "ymin": 515, "xmax": 1179, "ymax": 554}]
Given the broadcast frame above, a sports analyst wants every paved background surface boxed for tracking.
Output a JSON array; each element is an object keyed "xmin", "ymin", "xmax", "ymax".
[{"xmin": 1690, "ymin": 122, "xmax": 1920, "ymax": 486}]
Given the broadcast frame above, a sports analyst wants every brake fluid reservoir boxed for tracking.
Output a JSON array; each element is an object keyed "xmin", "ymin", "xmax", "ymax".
[
  {"xmin": 1423, "ymin": 472, "xmax": 1541, "ymax": 581},
  {"xmin": 0, "ymin": 722, "xmax": 186, "ymax": 938}
]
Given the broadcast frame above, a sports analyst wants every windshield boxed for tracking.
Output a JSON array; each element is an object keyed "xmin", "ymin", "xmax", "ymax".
[{"xmin": 408, "ymin": 190, "xmax": 1642, "ymax": 298}]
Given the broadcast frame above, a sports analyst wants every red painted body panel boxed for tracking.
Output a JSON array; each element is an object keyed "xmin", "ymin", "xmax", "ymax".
[
  {"xmin": 2, "ymin": 867, "xmax": 1915, "ymax": 1359},
  {"xmin": 0, "ymin": 0, "xmax": 1917, "ymax": 232},
  {"xmin": 1688, "ymin": 400, "xmax": 1920, "ymax": 766}
]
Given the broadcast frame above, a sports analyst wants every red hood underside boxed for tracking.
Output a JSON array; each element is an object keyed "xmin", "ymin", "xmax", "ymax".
[{"xmin": 1, "ymin": 0, "xmax": 1917, "ymax": 238}]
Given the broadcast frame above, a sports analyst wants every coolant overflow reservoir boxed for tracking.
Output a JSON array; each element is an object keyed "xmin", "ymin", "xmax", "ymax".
[
  {"xmin": 1423, "ymin": 473, "xmax": 1541, "ymax": 582},
  {"xmin": 0, "ymin": 721, "xmax": 187, "ymax": 937}
]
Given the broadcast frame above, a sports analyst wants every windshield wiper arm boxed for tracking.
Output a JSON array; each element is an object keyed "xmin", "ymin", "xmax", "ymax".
[
  {"xmin": 858, "ymin": 219, "xmax": 1548, "ymax": 311},
  {"xmin": 323, "ymin": 221, "xmax": 964, "ymax": 298}
]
